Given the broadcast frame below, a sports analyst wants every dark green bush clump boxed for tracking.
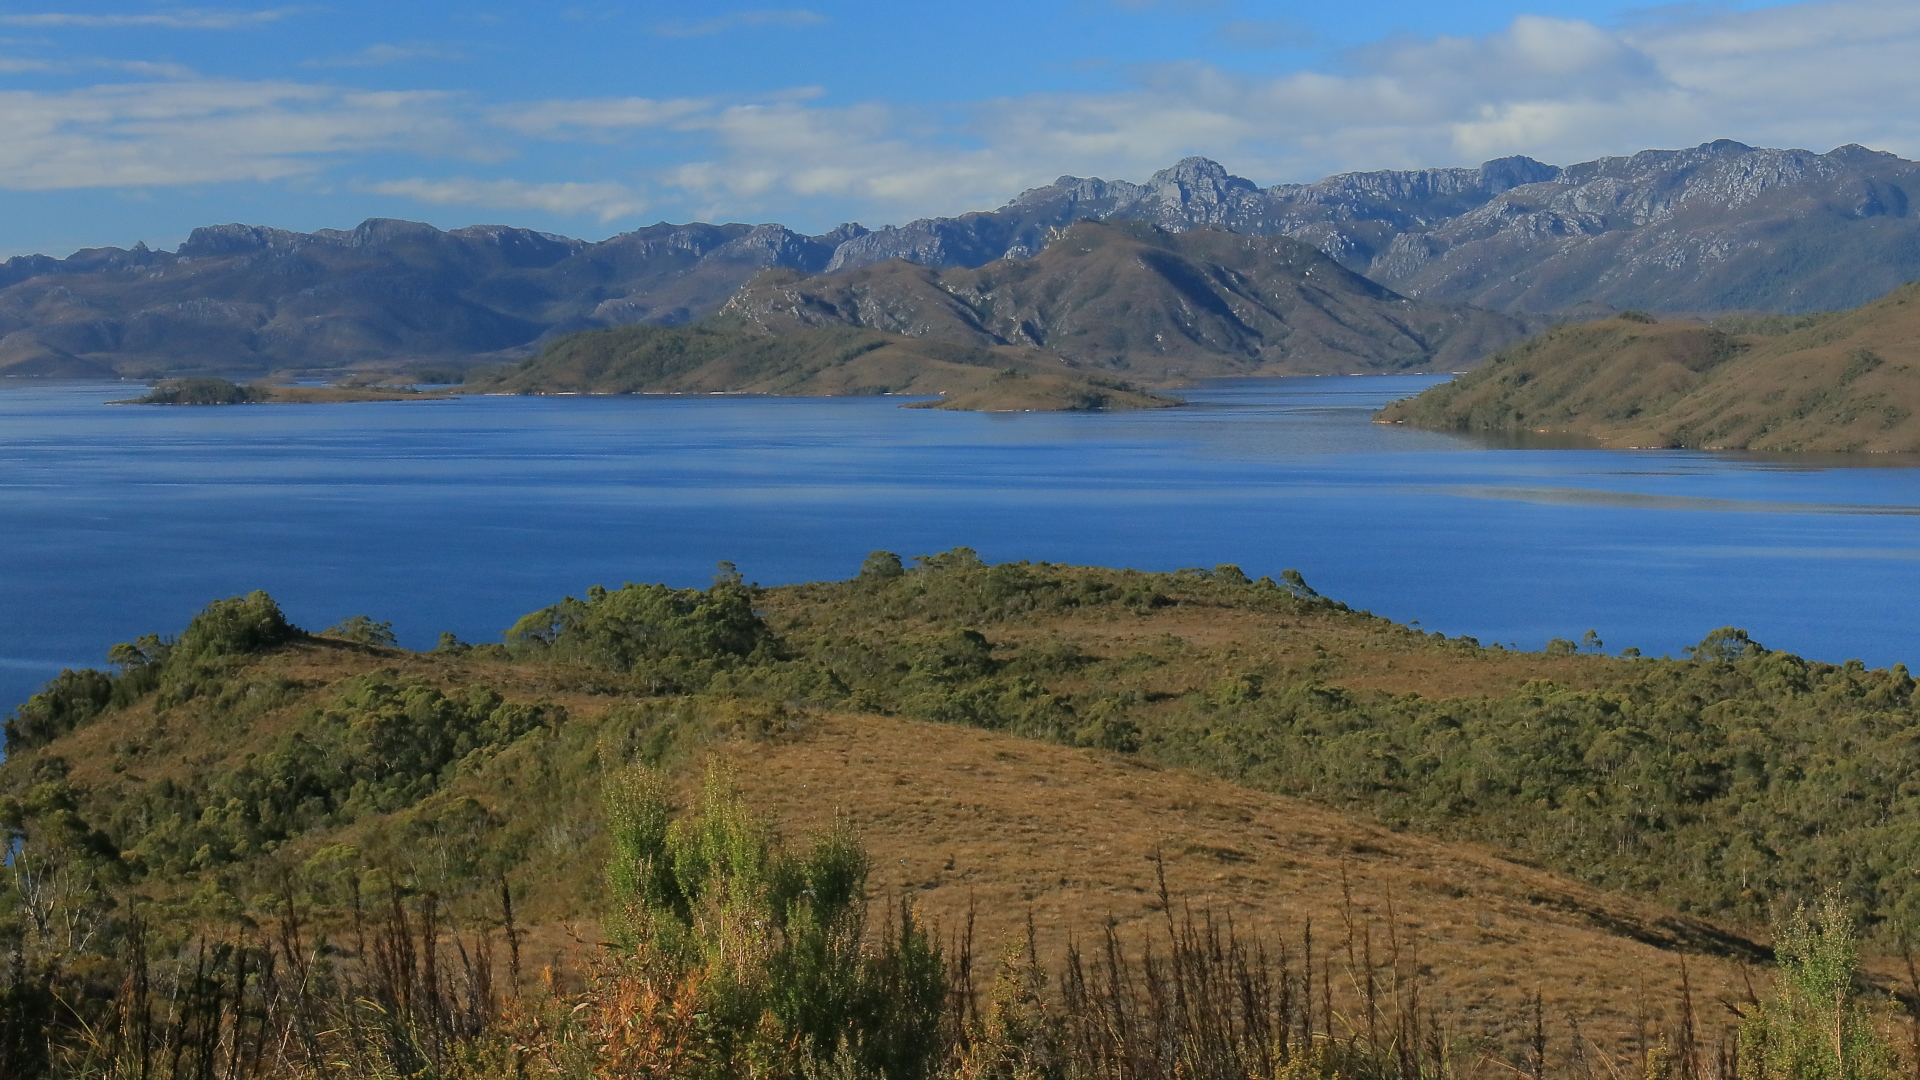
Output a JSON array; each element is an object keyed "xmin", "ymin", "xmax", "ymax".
[
  {"xmin": 120, "ymin": 674, "xmax": 553, "ymax": 874},
  {"xmin": 5, "ymin": 592, "xmax": 301, "ymax": 750},
  {"xmin": 323, "ymin": 614, "xmax": 398, "ymax": 647},
  {"xmin": 506, "ymin": 563, "xmax": 776, "ymax": 676},
  {"xmin": 3, "ymin": 669, "xmax": 114, "ymax": 750},
  {"xmin": 130, "ymin": 377, "xmax": 263, "ymax": 405}
]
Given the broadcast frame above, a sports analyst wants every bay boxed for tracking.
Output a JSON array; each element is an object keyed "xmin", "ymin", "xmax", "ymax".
[{"xmin": 4, "ymin": 375, "xmax": 1920, "ymax": 715}]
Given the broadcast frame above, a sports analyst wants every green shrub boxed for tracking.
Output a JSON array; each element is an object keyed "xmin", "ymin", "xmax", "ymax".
[
  {"xmin": 132, "ymin": 377, "xmax": 263, "ymax": 405},
  {"xmin": 121, "ymin": 675, "xmax": 553, "ymax": 873},
  {"xmin": 173, "ymin": 592, "xmax": 301, "ymax": 662},
  {"xmin": 506, "ymin": 564, "xmax": 775, "ymax": 673},
  {"xmin": 323, "ymin": 615, "xmax": 398, "ymax": 647},
  {"xmin": 3, "ymin": 669, "xmax": 113, "ymax": 751},
  {"xmin": 1739, "ymin": 890, "xmax": 1897, "ymax": 1080},
  {"xmin": 5, "ymin": 593, "xmax": 298, "ymax": 749},
  {"xmin": 604, "ymin": 767, "xmax": 946, "ymax": 1078}
]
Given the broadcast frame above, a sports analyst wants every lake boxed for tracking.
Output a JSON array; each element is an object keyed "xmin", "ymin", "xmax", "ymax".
[{"xmin": 6, "ymin": 376, "xmax": 1920, "ymax": 714}]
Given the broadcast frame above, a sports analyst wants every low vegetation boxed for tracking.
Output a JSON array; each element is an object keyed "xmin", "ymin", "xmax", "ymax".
[
  {"xmin": 124, "ymin": 377, "xmax": 265, "ymax": 404},
  {"xmin": 8, "ymin": 554, "xmax": 1920, "ymax": 1075}
]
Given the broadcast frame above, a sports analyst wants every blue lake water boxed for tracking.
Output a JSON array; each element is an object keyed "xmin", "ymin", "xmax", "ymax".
[{"xmin": 6, "ymin": 376, "xmax": 1920, "ymax": 714}]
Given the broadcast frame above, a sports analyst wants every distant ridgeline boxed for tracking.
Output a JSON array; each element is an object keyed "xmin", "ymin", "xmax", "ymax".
[
  {"xmin": 717, "ymin": 220, "xmax": 1535, "ymax": 381},
  {"xmin": 7, "ymin": 550, "xmax": 1920, "ymax": 951},
  {"xmin": 1378, "ymin": 281, "xmax": 1920, "ymax": 452},
  {"xmin": 6, "ymin": 140, "xmax": 1920, "ymax": 379}
]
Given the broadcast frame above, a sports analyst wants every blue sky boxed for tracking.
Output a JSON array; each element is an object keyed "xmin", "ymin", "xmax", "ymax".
[{"xmin": 0, "ymin": 0, "xmax": 1909, "ymax": 256}]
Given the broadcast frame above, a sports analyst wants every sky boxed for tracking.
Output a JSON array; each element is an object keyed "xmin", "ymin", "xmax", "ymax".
[{"xmin": 0, "ymin": 0, "xmax": 1914, "ymax": 257}]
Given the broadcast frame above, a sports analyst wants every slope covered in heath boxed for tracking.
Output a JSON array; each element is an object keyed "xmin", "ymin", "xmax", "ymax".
[
  {"xmin": 14, "ymin": 552, "xmax": 1920, "ymax": 955},
  {"xmin": 1379, "ymin": 284, "xmax": 1920, "ymax": 451},
  {"xmin": 470, "ymin": 320, "xmax": 1178, "ymax": 411},
  {"xmin": 722, "ymin": 220, "xmax": 1533, "ymax": 379},
  {"xmin": 2, "ymin": 562, "xmax": 1811, "ymax": 1067}
]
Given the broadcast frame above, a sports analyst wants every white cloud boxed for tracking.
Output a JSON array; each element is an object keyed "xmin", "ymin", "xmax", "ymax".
[
  {"xmin": 0, "ymin": 8, "xmax": 301, "ymax": 29},
  {"xmin": 363, "ymin": 177, "xmax": 648, "ymax": 221},
  {"xmin": 302, "ymin": 43, "xmax": 466, "ymax": 68},
  {"xmin": 489, "ymin": 96, "xmax": 711, "ymax": 139},
  {"xmin": 652, "ymin": 9, "xmax": 826, "ymax": 38},
  {"xmin": 4, "ymin": 0, "xmax": 1920, "ymax": 235},
  {"xmin": 0, "ymin": 79, "xmax": 466, "ymax": 189},
  {"xmin": 0, "ymin": 56, "xmax": 195, "ymax": 77},
  {"xmin": 645, "ymin": 0, "xmax": 1920, "ymax": 226}
]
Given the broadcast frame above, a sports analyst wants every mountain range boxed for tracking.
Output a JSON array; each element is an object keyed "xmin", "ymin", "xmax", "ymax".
[{"xmin": 4, "ymin": 139, "xmax": 1918, "ymax": 379}]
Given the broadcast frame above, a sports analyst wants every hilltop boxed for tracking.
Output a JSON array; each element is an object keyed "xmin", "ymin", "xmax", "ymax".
[
  {"xmin": 12, "ymin": 549, "xmax": 1920, "ymax": 1056},
  {"xmin": 470, "ymin": 320, "xmax": 1179, "ymax": 411},
  {"xmin": 1377, "ymin": 283, "xmax": 1920, "ymax": 451},
  {"xmin": 2, "ymin": 557, "xmax": 1829, "ymax": 1070},
  {"xmin": 722, "ymin": 221, "xmax": 1531, "ymax": 379},
  {"xmin": 5, "ymin": 141, "xmax": 1919, "ymax": 379}
]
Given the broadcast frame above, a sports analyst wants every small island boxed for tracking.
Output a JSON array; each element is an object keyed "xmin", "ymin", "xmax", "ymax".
[{"xmin": 115, "ymin": 376, "xmax": 454, "ymax": 405}]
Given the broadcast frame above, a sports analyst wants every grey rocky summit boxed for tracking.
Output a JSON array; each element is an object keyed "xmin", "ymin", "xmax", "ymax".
[{"xmin": 826, "ymin": 142, "xmax": 1920, "ymax": 315}]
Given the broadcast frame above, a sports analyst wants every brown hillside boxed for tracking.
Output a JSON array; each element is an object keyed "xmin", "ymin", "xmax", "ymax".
[
  {"xmin": 723, "ymin": 221, "xmax": 1534, "ymax": 380},
  {"xmin": 32, "ymin": 636, "xmax": 1761, "ymax": 1063},
  {"xmin": 1379, "ymin": 284, "xmax": 1920, "ymax": 451},
  {"xmin": 719, "ymin": 711, "xmax": 1758, "ymax": 1058}
]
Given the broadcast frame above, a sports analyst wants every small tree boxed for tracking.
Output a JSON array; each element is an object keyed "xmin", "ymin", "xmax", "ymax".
[{"xmin": 1740, "ymin": 890, "xmax": 1897, "ymax": 1080}]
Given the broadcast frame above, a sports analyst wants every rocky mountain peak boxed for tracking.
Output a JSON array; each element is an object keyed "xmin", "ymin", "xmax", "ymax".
[
  {"xmin": 1478, "ymin": 156, "xmax": 1560, "ymax": 192},
  {"xmin": 1145, "ymin": 157, "xmax": 1259, "ymax": 207},
  {"xmin": 178, "ymin": 223, "xmax": 303, "ymax": 258}
]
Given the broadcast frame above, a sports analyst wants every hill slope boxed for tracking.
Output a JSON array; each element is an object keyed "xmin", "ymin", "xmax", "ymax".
[
  {"xmin": 471, "ymin": 320, "xmax": 1178, "ymax": 410},
  {"xmin": 3, "ymin": 564, "xmax": 1810, "ymax": 1063},
  {"xmin": 723, "ymin": 221, "xmax": 1532, "ymax": 379},
  {"xmin": 1377, "ymin": 284, "xmax": 1920, "ymax": 450},
  {"xmin": 13, "ymin": 553, "xmax": 1920, "ymax": 953}
]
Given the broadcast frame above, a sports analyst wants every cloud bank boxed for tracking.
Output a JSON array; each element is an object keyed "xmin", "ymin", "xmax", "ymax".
[{"xmin": 0, "ymin": 0, "xmax": 1916, "ymax": 229}]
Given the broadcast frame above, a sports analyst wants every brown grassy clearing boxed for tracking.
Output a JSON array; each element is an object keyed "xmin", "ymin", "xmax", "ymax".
[{"xmin": 711, "ymin": 709, "xmax": 1759, "ymax": 1063}]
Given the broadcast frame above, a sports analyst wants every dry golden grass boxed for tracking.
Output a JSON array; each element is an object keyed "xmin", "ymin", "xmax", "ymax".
[
  {"xmin": 27, "ymin": 605, "xmax": 1778, "ymax": 1070},
  {"xmin": 714, "ymin": 710, "xmax": 1759, "ymax": 1062}
]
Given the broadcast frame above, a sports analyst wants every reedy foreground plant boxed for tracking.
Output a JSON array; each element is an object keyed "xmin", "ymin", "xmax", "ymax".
[
  {"xmin": 1738, "ymin": 891, "xmax": 1898, "ymax": 1080},
  {"xmin": 599, "ymin": 765, "xmax": 948, "ymax": 1079}
]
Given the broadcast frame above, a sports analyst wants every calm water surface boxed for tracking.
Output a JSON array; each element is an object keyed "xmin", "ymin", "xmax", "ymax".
[{"xmin": 6, "ymin": 376, "xmax": 1920, "ymax": 711}]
